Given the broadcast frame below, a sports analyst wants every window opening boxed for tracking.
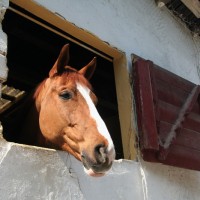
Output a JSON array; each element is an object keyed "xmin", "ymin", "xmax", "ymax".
[{"xmin": 1, "ymin": 7, "xmax": 123, "ymax": 159}]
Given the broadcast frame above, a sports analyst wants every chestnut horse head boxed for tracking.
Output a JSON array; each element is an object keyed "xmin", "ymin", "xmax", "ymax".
[{"xmin": 31, "ymin": 44, "xmax": 115, "ymax": 176}]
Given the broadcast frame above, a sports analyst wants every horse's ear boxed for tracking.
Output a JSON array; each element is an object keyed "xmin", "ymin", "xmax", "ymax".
[
  {"xmin": 79, "ymin": 57, "xmax": 96, "ymax": 80},
  {"xmin": 49, "ymin": 44, "xmax": 70, "ymax": 77}
]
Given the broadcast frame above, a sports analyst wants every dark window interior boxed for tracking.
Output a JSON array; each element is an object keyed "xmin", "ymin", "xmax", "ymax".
[{"xmin": 1, "ymin": 8, "xmax": 123, "ymax": 159}]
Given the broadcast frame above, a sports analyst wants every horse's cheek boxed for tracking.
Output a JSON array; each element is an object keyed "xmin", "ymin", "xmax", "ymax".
[
  {"xmin": 39, "ymin": 105, "xmax": 58, "ymax": 138},
  {"xmin": 38, "ymin": 112, "xmax": 50, "ymax": 137}
]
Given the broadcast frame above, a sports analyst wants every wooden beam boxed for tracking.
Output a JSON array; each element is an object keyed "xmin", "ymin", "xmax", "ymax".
[
  {"xmin": 181, "ymin": 0, "xmax": 200, "ymax": 18},
  {"xmin": 10, "ymin": 0, "xmax": 122, "ymax": 60}
]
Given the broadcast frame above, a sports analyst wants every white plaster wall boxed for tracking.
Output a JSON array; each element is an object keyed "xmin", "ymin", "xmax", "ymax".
[
  {"xmin": 35, "ymin": 0, "xmax": 200, "ymax": 84},
  {"xmin": 0, "ymin": 0, "xmax": 8, "ymax": 81},
  {"xmin": 0, "ymin": 0, "xmax": 200, "ymax": 199},
  {"xmin": 0, "ymin": 137, "xmax": 143, "ymax": 200},
  {"xmin": 141, "ymin": 160, "xmax": 200, "ymax": 200},
  {"xmin": 1, "ymin": 138, "xmax": 200, "ymax": 200}
]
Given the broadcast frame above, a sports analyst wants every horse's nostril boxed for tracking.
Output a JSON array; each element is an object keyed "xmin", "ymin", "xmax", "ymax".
[{"xmin": 94, "ymin": 144, "xmax": 107, "ymax": 164}]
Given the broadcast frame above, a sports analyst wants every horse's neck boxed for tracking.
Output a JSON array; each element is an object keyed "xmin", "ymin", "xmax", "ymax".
[{"xmin": 33, "ymin": 79, "xmax": 47, "ymax": 110}]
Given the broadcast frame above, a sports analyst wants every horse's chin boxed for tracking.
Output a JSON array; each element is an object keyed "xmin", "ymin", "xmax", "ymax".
[{"xmin": 84, "ymin": 167, "xmax": 105, "ymax": 177}]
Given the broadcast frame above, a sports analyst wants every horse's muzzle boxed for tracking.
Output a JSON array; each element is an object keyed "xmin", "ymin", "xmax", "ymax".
[{"xmin": 81, "ymin": 145, "xmax": 115, "ymax": 177}]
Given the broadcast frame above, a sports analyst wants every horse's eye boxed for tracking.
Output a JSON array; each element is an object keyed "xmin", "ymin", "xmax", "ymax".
[{"xmin": 59, "ymin": 91, "xmax": 73, "ymax": 100}]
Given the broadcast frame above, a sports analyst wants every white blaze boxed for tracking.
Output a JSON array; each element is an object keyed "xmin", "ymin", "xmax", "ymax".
[{"xmin": 76, "ymin": 83, "xmax": 115, "ymax": 158}]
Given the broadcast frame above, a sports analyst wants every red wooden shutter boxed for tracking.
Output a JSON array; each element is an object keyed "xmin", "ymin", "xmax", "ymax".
[{"xmin": 133, "ymin": 57, "xmax": 200, "ymax": 170}]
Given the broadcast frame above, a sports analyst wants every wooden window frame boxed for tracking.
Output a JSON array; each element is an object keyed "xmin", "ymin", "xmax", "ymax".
[{"xmin": 7, "ymin": 0, "xmax": 136, "ymax": 159}]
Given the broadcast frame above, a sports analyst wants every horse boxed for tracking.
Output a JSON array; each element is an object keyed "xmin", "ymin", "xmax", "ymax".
[{"xmin": 20, "ymin": 44, "xmax": 115, "ymax": 177}]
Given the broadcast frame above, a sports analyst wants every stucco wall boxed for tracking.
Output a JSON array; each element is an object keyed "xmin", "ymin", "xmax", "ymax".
[
  {"xmin": 1, "ymin": 135, "xmax": 200, "ymax": 200},
  {"xmin": 0, "ymin": 0, "xmax": 8, "ymax": 86},
  {"xmin": 34, "ymin": 0, "xmax": 200, "ymax": 84},
  {"xmin": 0, "ymin": 136, "xmax": 144, "ymax": 200},
  {"xmin": 0, "ymin": 0, "xmax": 200, "ymax": 199}
]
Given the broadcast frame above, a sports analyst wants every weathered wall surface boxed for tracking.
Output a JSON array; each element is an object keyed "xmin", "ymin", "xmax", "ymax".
[
  {"xmin": 0, "ymin": 136, "xmax": 143, "ymax": 200},
  {"xmin": 1, "ymin": 136, "xmax": 200, "ymax": 200},
  {"xmin": 1, "ymin": 135, "xmax": 200, "ymax": 200},
  {"xmin": 34, "ymin": 0, "xmax": 200, "ymax": 84},
  {"xmin": 0, "ymin": 0, "xmax": 8, "ymax": 91},
  {"xmin": 0, "ymin": 0, "xmax": 200, "ymax": 199}
]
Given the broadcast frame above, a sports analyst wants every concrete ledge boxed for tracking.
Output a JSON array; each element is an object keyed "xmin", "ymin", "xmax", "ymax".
[{"xmin": 0, "ymin": 138, "xmax": 143, "ymax": 199}]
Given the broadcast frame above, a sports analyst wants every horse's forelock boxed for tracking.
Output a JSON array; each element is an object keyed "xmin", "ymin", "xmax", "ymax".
[
  {"xmin": 34, "ymin": 70, "xmax": 93, "ymax": 101},
  {"xmin": 59, "ymin": 70, "xmax": 93, "ymax": 91}
]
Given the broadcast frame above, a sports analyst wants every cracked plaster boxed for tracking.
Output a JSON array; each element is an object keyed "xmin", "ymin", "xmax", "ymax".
[{"xmin": 0, "ymin": 138, "xmax": 143, "ymax": 200}]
